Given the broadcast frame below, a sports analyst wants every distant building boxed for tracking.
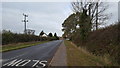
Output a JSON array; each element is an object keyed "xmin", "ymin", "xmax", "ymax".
[{"xmin": 25, "ymin": 29, "xmax": 35, "ymax": 35}]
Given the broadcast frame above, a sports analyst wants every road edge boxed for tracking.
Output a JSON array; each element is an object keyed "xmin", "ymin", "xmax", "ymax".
[{"xmin": 48, "ymin": 40, "xmax": 64, "ymax": 66}]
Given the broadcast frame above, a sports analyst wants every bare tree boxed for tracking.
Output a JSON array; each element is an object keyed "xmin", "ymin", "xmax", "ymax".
[{"xmin": 71, "ymin": 0, "xmax": 110, "ymax": 30}]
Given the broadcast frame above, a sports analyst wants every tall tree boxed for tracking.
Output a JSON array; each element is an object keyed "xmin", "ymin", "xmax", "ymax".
[
  {"xmin": 54, "ymin": 33, "xmax": 59, "ymax": 40},
  {"xmin": 62, "ymin": 0, "xmax": 110, "ymax": 45},
  {"xmin": 54, "ymin": 33, "xmax": 57, "ymax": 37},
  {"xmin": 71, "ymin": 0, "xmax": 109, "ymax": 30},
  {"xmin": 48, "ymin": 33, "xmax": 53, "ymax": 37},
  {"xmin": 62, "ymin": 13, "xmax": 78, "ymax": 40},
  {"xmin": 39, "ymin": 30, "xmax": 44, "ymax": 37}
]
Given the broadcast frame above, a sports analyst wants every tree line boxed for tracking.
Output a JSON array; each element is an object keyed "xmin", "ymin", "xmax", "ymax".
[
  {"xmin": 62, "ymin": 0, "xmax": 120, "ymax": 64},
  {"xmin": 2, "ymin": 30, "xmax": 59, "ymax": 45},
  {"xmin": 62, "ymin": 0, "xmax": 109, "ymax": 45},
  {"xmin": 39, "ymin": 30, "xmax": 59, "ymax": 41}
]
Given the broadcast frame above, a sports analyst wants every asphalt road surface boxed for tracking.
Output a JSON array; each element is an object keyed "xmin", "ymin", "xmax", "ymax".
[{"xmin": 1, "ymin": 40, "xmax": 63, "ymax": 68}]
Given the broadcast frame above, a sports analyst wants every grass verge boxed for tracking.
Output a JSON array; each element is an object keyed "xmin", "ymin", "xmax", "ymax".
[
  {"xmin": 64, "ymin": 40, "xmax": 114, "ymax": 66},
  {"xmin": 0, "ymin": 41, "xmax": 49, "ymax": 52}
]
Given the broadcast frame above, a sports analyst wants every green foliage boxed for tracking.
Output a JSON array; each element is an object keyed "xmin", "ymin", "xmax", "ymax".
[
  {"xmin": 62, "ymin": 11, "xmax": 91, "ymax": 44},
  {"xmin": 2, "ymin": 30, "xmax": 59, "ymax": 45},
  {"xmin": 2, "ymin": 30, "xmax": 39, "ymax": 45},
  {"xmin": 62, "ymin": 13, "xmax": 78, "ymax": 40},
  {"xmin": 62, "ymin": 4, "xmax": 120, "ymax": 65},
  {"xmin": 1, "ymin": 41, "xmax": 49, "ymax": 52},
  {"xmin": 78, "ymin": 9, "xmax": 90, "ymax": 43},
  {"xmin": 2, "ymin": 30, "xmax": 14, "ymax": 44},
  {"xmin": 54, "ymin": 33, "xmax": 59, "ymax": 40}
]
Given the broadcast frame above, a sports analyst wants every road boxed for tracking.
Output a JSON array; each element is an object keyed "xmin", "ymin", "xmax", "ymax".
[{"xmin": 1, "ymin": 40, "xmax": 63, "ymax": 68}]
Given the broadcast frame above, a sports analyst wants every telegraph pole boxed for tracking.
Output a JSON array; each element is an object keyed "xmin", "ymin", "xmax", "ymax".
[{"xmin": 22, "ymin": 13, "xmax": 28, "ymax": 34}]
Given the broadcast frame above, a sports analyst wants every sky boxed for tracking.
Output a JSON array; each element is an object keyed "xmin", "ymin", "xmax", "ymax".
[
  {"xmin": 2, "ymin": 2, "xmax": 72, "ymax": 36},
  {"xmin": 1, "ymin": 2, "xmax": 118, "ymax": 36}
]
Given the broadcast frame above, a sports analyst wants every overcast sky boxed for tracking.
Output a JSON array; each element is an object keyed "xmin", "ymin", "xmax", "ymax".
[{"xmin": 1, "ymin": 2, "xmax": 118, "ymax": 36}]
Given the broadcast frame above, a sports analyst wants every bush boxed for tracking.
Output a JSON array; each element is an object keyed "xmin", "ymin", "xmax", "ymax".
[
  {"xmin": 72, "ymin": 23, "xmax": 120, "ymax": 64},
  {"xmin": 2, "ymin": 30, "xmax": 40, "ymax": 45},
  {"xmin": 47, "ymin": 36, "xmax": 59, "ymax": 41},
  {"xmin": 2, "ymin": 30, "xmax": 60, "ymax": 45}
]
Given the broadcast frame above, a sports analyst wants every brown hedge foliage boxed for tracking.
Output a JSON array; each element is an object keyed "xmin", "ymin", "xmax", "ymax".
[{"xmin": 74, "ymin": 23, "xmax": 120, "ymax": 64}]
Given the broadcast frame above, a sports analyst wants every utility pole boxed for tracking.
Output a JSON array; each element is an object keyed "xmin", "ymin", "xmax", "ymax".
[{"xmin": 22, "ymin": 13, "xmax": 28, "ymax": 34}]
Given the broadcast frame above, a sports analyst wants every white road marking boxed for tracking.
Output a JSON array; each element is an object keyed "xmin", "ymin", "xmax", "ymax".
[
  {"xmin": 3, "ymin": 59, "xmax": 47, "ymax": 67},
  {"xmin": 39, "ymin": 61, "xmax": 47, "ymax": 67},
  {"xmin": 32, "ymin": 60, "xmax": 40, "ymax": 67},
  {"xmin": 15, "ymin": 60, "xmax": 26, "ymax": 66},
  {"xmin": 10, "ymin": 59, "xmax": 22, "ymax": 66},
  {"xmin": 3, "ymin": 59, "xmax": 17, "ymax": 66},
  {"xmin": 3, "ymin": 59, "xmax": 31, "ymax": 66},
  {"xmin": 20, "ymin": 60, "xmax": 31, "ymax": 66}
]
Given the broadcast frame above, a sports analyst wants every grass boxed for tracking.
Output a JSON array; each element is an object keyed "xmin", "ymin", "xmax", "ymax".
[
  {"xmin": 0, "ymin": 41, "xmax": 49, "ymax": 52},
  {"xmin": 64, "ymin": 40, "xmax": 115, "ymax": 66}
]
